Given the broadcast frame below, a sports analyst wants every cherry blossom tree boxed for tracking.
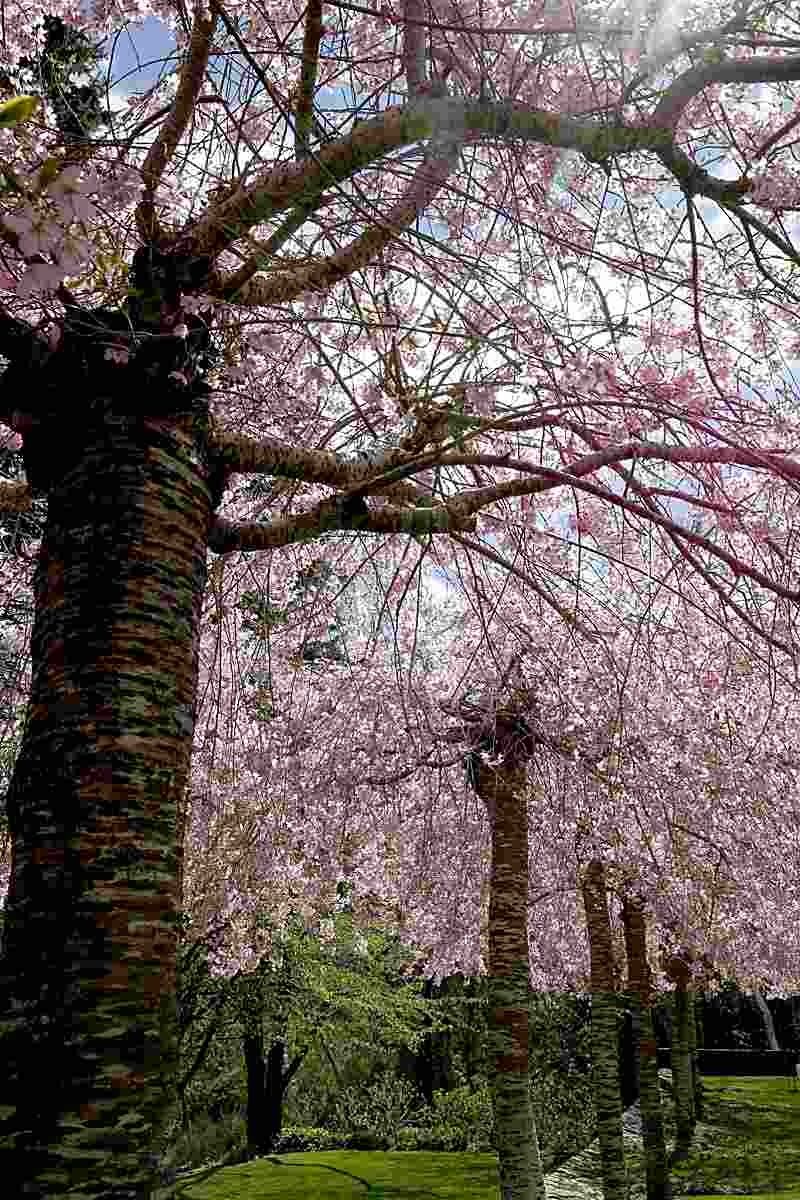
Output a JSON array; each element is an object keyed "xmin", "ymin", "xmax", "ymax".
[
  {"xmin": 185, "ymin": 557, "xmax": 800, "ymax": 1200},
  {"xmin": 1, "ymin": 0, "xmax": 800, "ymax": 1196}
]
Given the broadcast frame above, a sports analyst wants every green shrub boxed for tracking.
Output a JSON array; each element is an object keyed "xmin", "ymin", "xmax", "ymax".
[
  {"xmin": 337, "ymin": 1068, "xmax": 424, "ymax": 1147},
  {"xmin": 158, "ymin": 1109, "xmax": 247, "ymax": 1175},
  {"xmin": 272, "ymin": 1125, "xmax": 349, "ymax": 1153},
  {"xmin": 531, "ymin": 1067, "xmax": 596, "ymax": 1172},
  {"xmin": 346, "ymin": 1128, "xmax": 385, "ymax": 1150},
  {"xmin": 414, "ymin": 1083, "xmax": 495, "ymax": 1152}
]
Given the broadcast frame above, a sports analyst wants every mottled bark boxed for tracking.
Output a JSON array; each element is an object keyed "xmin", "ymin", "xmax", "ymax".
[
  {"xmin": 664, "ymin": 958, "xmax": 695, "ymax": 1166},
  {"xmin": 582, "ymin": 860, "xmax": 629, "ymax": 1200},
  {"xmin": 475, "ymin": 757, "xmax": 544, "ymax": 1200},
  {"xmin": 0, "ymin": 405, "xmax": 213, "ymax": 1197},
  {"xmin": 692, "ymin": 994, "xmax": 704, "ymax": 1121},
  {"xmin": 621, "ymin": 895, "xmax": 671, "ymax": 1200}
]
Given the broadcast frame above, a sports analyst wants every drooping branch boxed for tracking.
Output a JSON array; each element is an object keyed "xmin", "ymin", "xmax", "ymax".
[{"xmin": 652, "ymin": 53, "xmax": 800, "ymax": 131}]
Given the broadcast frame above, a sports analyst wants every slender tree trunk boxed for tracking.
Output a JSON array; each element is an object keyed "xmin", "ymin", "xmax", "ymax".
[
  {"xmin": 665, "ymin": 958, "xmax": 694, "ymax": 1166},
  {"xmin": 621, "ymin": 894, "xmax": 671, "ymax": 1200},
  {"xmin": 264, "ymin": 1039, "xmax": 286, "ymax": 1149},
  {"xmin": 687, "ymin": 988, "xmax": 703, "ymax": 1122},
  {"xmin": 475, "ymin": 757, "xmax": 544, "ymax": 1200},
  {"xmin": 692, "ymin": 993, "xmax": 704, "ymax": 1121},
  {"xmin": 753, "ymin": 990, "xmax": 781, "ymax": 1051},
  {"xmin": 582, "ymin": 860, "xmax": 629, "ymax": 1200},
  {"xmin": 0, "ymin": 407, "xmax": 213, "ymax": 1197}
]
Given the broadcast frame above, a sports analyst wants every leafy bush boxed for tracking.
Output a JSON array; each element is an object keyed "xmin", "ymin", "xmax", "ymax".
[
  {"xmin": 346, "ymin": 1128, "xmax": 385, "ymax": 1150},
  {"xmin": 337, "ymin": 1068, "xmax": 424, "ymax": 1147},
  {"xmin": 531, "ymin": 1067, "xmax": 596, "ymax": 1172},
  {"xmin": 157, "ymin": 1109, "xmax": 247, "ymax": 1175},
  {"xmin": 272, "ymin": 1125, "xmax": 349, "ymax": 1153},
  {"xmin": 413, "ymin": 1083, "xmax": 495, "ymax": 1152}
]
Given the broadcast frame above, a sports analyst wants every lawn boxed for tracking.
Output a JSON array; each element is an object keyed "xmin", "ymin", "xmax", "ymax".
[
  {"xmin": 171, "ymin": 1151, "xmax": 498, "ymax": 1198},
  {"xmin": 628, "ymin": 1074, "xmax": 800, "ymax": 1200},
  {"xmin": 168, "ymin": 1075, "xmax": 800, "ymax": 1199}
]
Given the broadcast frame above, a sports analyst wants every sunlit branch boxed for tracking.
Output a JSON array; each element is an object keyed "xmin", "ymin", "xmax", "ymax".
[
  {"xmin": 439, "ymin": 451, "xmax": 800, "ymax": 601},
  {"xmin": 208, "ymin": 500, "xmax": 476, "ymax": 552},
  {"xmin": 213, "ymin": 148, "xmax": 458, "ymax": 304},
  {"xmin": 210, "ymin": 429, "xmax": 430, "ymax": 503},
  {"xmin": 402, "ymin": 0, "xmax": 427, "ymax": 97},
  {"xmin": 653, "ymin": 53, "xmax": 800, "ymax": 130},
  {"xmin": 295, "ymin": 0, "xmax": 324, "ymax": 159},
  {"xmin": 136, "ymin": 0, "xmax": 217, "ymax": 243}
]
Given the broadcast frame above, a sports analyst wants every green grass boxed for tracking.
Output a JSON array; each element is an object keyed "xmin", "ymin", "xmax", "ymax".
[
  {"xmin": 628, "ymin": 1074, "xmax": 800, "ymax": 1199},
  {"xmin": 172, "ymin": 1151, "xmax": 499, "ymax": 1198},
  {"xmin": 165, "ymin": 1075, "xmax": 800, "ymax": 1199}
]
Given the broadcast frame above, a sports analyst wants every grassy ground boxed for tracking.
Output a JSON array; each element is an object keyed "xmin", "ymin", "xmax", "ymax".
[
  {"xmin": 168, "ymin": 1075, "xmax": 800, "ymax": 1199},
  {"xmin": 628, "ymin": 1074, "xmax": 800, "ymax": 1200},
  {"xmin": 170, "ymin": 1151, "xmax": 498, "ymax": 1198}
]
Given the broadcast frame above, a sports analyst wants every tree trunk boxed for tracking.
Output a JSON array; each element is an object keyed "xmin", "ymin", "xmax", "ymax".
[
  {"xmin": 687, "ymin": 987, "xmax": 703, "ymax": 1122},
  {"xmin": 475, "ymin": 756, "xmax": 544, "ymax": 1200},
  {"xmin": 752, "ymin": 990, "xmax": 781, "ymax": 1051},
  {"xmin": 582, "ymin": 860, "xmax": 629, "ymax": 1200},
  {"xmin": 0, "ymin": 406, "xmax": 213, "ymax": 1197},
  {"xmin": 621, "ymin": 894, "xmax": 671, "ymax": 1200},
  {"xmin": 666, "ymin": 959, "xmax": 695, "ymax": 1166},
  {"xmin": 244, "ymin": 1030, "xmax": 305, "ymax": 1156},
  {"xmin": 693, "ymin": 994, "xmax": 704, "ymax": 1121},
  {"xmin": 264, "ymin": 1039, "xmax": 286, "ymax": 1150}
]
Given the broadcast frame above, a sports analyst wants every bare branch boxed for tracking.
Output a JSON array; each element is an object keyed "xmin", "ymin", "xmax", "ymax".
[
  {"xmin": 136, "ymin": 1, "xmax": 217, "ymax": 243},
  {"xmin": 295, "ymin": 0, "xmax": 324, "ymax": 159}
]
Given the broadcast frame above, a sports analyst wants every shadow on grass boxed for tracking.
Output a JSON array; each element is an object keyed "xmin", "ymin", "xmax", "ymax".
[
  {"xmin": 627, "ymin": 1074, "xmax": 800, "ymax": 1199},
  {"xmin": 169, "ymin": 1150, "xmax": 499, "ymax": 1199},
  {"xmin": 159, "ymin": 1075, "xmax": 800, "ymax": 1200}
]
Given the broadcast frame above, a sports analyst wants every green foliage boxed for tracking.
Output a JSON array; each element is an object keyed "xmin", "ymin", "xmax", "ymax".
[
  {"xmin": 157, "ymin": 1109, "xmax": 247, "ymax": 1177},
  {"xmin": 272, "ymin": 1125, "xmax": 348, "ymax": 1153},
  {"xmin": 410, "ymin": 1083, "xmax": 495, "ymax": 1152},
  {"xmin": 530, "ymin": 1065, "xmax": 596, "ymax": 1172},
  {"xmin": 16, "ymin": 15, "xmax": 110, "ymax": 141},
  {"xmin": 237, "ymin": 591, "xmax": 290, "ymax": 639},
  {"xmin": 0, "ymin": 95, "xmax": 39, "ymax": 128},
  {"xmin": 237, "ymin": 558, "xmax": 350, "ymax": 676},
  {"xmin": 335, "ymin": 1069, "xmax": 423, "ymax": 1147},
  {"xmin": 165, "ymin": 909, "xmax": 431, "ymax": 1153}
]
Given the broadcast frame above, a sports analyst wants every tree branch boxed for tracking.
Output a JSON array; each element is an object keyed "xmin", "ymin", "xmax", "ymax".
[
  {"xmin": 136, "ymin": 1, "xmax": 217, "ymax": 243},
  {"xmin": 295, "ymin": 0, "xmax": 324, "ymax": 159}
]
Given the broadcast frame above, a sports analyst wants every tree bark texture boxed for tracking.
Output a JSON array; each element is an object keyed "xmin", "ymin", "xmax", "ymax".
[
  {"xmin": 582, "ymin": 859, "xmax": 629, "ymax": 1200},
  {"xmin": 0, "ymin": 406, "xmax": 213, "ymax": 1197},
  {"xmin": 621, "ymin": 894, "xmax": 671, "ymax": 1200},
  {"xmin": 664, "ymin": 958, "xmax": 695, "ymax": 1166},
  {"xmin": 692, "ymin": 994, "xmax": 704, "ymax": 1121},
  {"xmin": 475, "ymin": 756, "xmax": 544, "ymax": 1200}
]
